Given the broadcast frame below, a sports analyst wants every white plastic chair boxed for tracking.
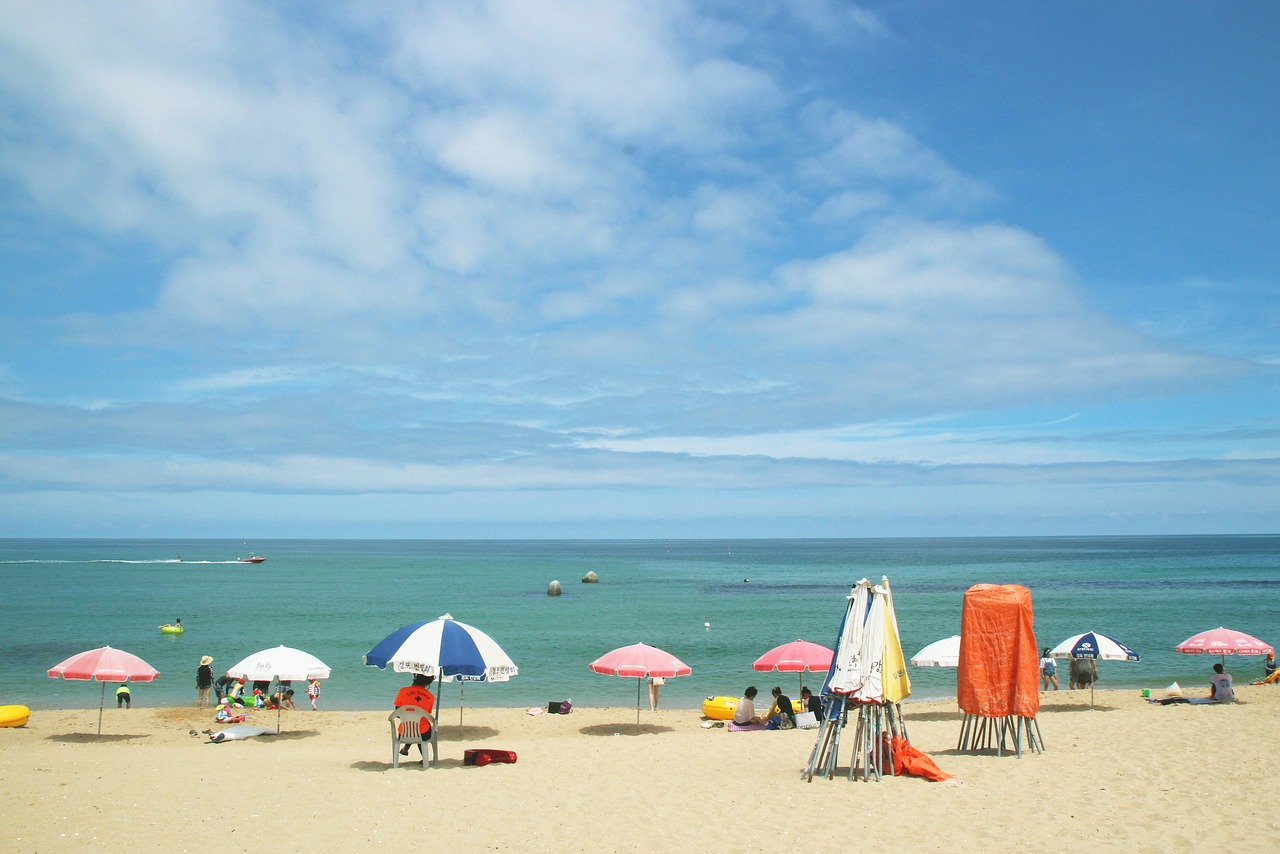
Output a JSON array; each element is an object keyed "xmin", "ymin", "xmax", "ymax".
[{"xmin": 389, "ymin": 705, "xmax": 438, "ymax": 768}]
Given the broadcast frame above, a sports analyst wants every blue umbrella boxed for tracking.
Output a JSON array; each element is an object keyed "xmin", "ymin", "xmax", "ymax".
[{"xmin": 364, "ymin": 614, "xmax": 518, "ymax": 729}]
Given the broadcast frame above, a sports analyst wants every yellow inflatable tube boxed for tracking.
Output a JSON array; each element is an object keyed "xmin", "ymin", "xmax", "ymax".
[
  {"xmin": 0, "ymin": 705, "xmax": 31, "ymax": 727},
  {"xmin": 701, "ymin": 696, "xmax": 806, "ymax": 720},
  {"xmin": 701, "ymin": 696, "xmax": 737, "ymax": 720}
]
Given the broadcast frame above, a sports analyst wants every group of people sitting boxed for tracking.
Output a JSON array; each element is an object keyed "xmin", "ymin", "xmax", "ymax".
[
  {"xmin": 211, "ymin": 674, "xmax": 300, "ymax": 718},
  {"xmin": 732, "ymin": 685, "xmax": 822, "ymax": 730}
]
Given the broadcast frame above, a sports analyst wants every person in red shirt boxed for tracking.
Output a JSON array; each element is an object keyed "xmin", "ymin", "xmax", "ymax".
[{"xmin": 393, "ymin": 673, "xmax": 436, "ymax": 757}]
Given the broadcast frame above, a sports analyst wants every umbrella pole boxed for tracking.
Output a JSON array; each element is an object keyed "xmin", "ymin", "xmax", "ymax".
[
  {"xmin": 436, "ymin": 681, "xmax": 445, "ymax": 739},
  {"xmin": 459, "ymin": 682, "xmax": 464, "ymax": 737},
  {"xmin": 98, "ymin": 682, "xmax": 106, "ymax": 736},
  {"xmin": 636, "ymin": 679, "xmax": 642, "ymax": 729}
]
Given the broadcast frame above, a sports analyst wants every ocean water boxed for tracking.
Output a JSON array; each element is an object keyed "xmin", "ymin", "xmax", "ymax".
[{"xmin": 1, "ymin": 537, "xmax": 1276, "ymax": 713}]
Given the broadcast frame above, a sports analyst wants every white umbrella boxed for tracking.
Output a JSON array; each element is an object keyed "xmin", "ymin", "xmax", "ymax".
[
  {"xmin": 910, "ymin": 635, "xmax": 961, "ymax": 668},
  {"xmin": 226, "ymin": 645, "xmax": 331, "ymax": 732}
]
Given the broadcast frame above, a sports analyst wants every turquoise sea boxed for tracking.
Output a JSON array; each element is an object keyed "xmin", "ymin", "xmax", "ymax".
[{"xmin": 1, "ymin": 537, "xmax": 1277, "ymax": 713}]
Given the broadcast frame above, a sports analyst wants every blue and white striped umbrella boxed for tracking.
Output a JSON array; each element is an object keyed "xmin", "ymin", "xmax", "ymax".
[
  {"xmin": 1050, "ymin": 631, "xmax": 1140, "ymax": 662},
  {"xmin": 364, "ymin": 613, "xmax": 518, "ymax": 682},
  {"xmin": 1050, "ymin": 630, "xmax": 1139, "ymax": 706}
]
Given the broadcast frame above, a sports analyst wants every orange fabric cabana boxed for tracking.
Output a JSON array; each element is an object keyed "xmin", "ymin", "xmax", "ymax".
[{"xmin": 957, "ymin": 584, "xmax": 1039, "ymax": 719}]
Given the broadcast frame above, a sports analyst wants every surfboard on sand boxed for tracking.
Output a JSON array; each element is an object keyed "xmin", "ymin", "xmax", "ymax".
[{"xmin": 206, "ymin": 725, "xmax": 278, "ymax": 743}]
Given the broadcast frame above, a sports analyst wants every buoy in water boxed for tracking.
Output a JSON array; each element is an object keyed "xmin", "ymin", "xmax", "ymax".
[{"xmin": 547, "ymin": 580, "xmax": 562, "ymax": 597}]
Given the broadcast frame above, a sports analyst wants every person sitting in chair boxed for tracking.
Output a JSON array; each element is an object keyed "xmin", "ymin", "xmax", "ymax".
[{"xmin": 393, "ymin": 673, "xmax": 436, "ymax": 757}]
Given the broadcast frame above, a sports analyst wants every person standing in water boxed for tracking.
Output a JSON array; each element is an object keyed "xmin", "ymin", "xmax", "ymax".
[{"xmin": 196, "ymin": 655, "xmax": 214, "ymax": 708}]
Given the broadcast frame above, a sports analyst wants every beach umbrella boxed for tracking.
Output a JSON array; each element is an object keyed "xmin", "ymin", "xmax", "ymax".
[
  {"xmin": 1051, "ymin": 631, "xmax": 1140, "ymax": 706},
  {"xmin": 47, "ymin": 646, "xmax": 160, "ymax": 735},
  {"xmin": 752, "ymin": 639, "xmax": 834, "ymax": 695},
  {"xmin": 363, "ymin": 614, "xmax": 518, "ymax": 730},
  {"xmin": 910, "ymin": 635, "xmax": 962, "ymax": 668},
  {"xmin": 589, "ymin": 642, "xmax": 692, "ymax": 727},
  {"xmin": 1174, "ymin": 627, "xmax": 1273, "ymax": 665},
  {"xmin": 226, "ymin": 645, "xmax": 330, "ymax": 732}
]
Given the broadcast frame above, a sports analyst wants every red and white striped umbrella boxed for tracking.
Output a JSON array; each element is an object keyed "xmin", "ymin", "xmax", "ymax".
[{"xmin": 47, "ymin": 646, "xmax": 160, "ymax": 735}]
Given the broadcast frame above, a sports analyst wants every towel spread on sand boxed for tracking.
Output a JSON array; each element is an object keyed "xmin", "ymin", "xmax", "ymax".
[{"xmin": 727, "ymin": 721, "xmax": 767, "ymax": 732}]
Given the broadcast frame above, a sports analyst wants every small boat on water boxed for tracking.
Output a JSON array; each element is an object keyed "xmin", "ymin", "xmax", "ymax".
[{"xmin": 237, "ymin": 553, "xmax": 266, "ymax": 564}]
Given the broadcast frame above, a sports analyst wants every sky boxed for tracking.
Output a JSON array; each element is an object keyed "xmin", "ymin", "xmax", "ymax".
[{"xmin": 1, "ymin": 1, "xmax": 1277, "ymax": 539}]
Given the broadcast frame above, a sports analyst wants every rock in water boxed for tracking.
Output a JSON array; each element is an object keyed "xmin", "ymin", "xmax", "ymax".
[
  {"xmin": 547, "ymin": 580, "xmax": 562, "ymax": 597},
  {"xmin": 581, "ymin": 570, "xmax": 599, "ymax": 584}
]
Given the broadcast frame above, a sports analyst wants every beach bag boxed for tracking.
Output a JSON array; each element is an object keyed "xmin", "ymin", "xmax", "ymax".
[
  {"xmin": 547, "ymin": 700, "xmax": 572, "ymax": 714},
  {"xmin": 795, "ymin": 711, "xmax": 818, "ymax": 729}
]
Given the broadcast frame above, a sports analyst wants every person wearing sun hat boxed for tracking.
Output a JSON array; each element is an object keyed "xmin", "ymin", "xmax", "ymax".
[{"xmin": 196, "ymin": 655, "xmax": 214, "ymax": 709}]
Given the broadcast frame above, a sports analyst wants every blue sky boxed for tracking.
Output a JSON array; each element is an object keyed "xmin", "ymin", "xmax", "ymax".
[{"xmin": 1, "ymin": 1, "xmax": 1277, "ymax": 538}]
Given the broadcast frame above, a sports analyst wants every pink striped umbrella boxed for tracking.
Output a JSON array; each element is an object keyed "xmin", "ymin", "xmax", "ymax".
[
  {"xmin": 752, "ymin": 639, "xmax": 834, "ymax": 695},
  {"xmin": 1175, "ymin": 627, "xmax": 1273, "ymax": 664},
  {"xmin": 589, "ymin": 643, "xmax": 691, "ymax": 726},
  {"xmin": 48, "ymin": 646, "xmax": 161, "ymax": 734}
]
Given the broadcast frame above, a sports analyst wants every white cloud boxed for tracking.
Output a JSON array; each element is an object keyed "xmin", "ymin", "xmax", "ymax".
[
  {"xmin": 0, "ymin": 0, "xmax": 1268, "ymax": 537},
  {"xmin": 800, "ymin": 106, "xmax": 994, "ymax": 211}
]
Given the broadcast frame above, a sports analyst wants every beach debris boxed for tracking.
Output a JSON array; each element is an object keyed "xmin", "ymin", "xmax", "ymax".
[
  {"xmin": 581, "ymin": 571, "xmax": 599, "ymax": 583},
  {"xmin": 547, "ymin": 580, "xmax": 562, "ymax": 596}
]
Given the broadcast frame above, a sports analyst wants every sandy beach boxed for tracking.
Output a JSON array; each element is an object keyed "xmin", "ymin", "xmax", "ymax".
[{"xmin": 3, "ymin": 686, "xmax": 1278, "ymax": 853}]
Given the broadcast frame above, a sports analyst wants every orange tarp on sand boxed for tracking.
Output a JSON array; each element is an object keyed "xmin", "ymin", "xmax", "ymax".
[{"xmin": 957, "ymin": 584, "xmax": 1039, "ymax": 719}]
